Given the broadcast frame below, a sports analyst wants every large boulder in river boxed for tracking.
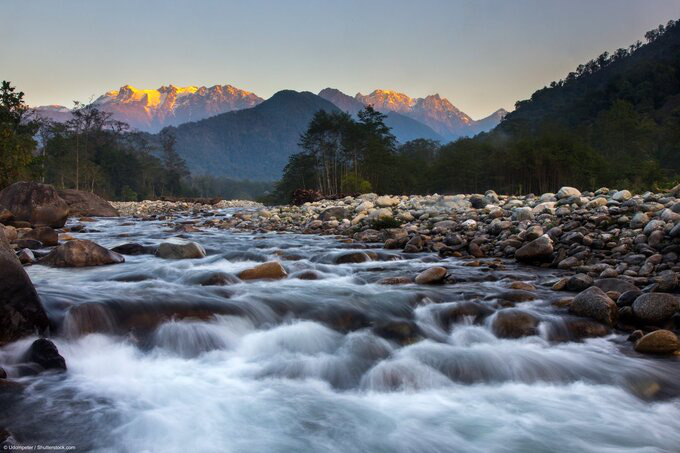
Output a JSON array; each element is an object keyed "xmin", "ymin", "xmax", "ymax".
[
  {"xmin": 0, "ymin": 181, "xmax": 69, "ymax": 228},
  {"xmin": 631, "ymin": 293, "xmax": 680, "ymax": 325},
  {"xmin": 569, "ymin": 286, "xmax": 618, "ymax": 327},
  {"xmin": 40, "ymin": 240, "xmax": 124, "ymax": 267},
  {"xmin": 515, "ymin": 235, "xmax": 553, "ymax": 262},
  {"xmin": 57, "ymin": 189, "xmax": 119, "ymax": 217},
  {"xmin": 0, "ymin": 228, "xmax": 49, "ymax": 344},
  {"xmin": 156, "ymin": 241, "xmax": 206, "ymax": 259},
  {"xmin": 238, "ymin": 261, "xmax": 287, "ymax": 280},
  {"xmin": 634, "ymin": 330, "xmax": 680, "ymax": 354}
]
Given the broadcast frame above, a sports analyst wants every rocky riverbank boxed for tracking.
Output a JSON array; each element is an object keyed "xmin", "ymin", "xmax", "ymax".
[{"xmin": 107, "ymin": 186, "xmax": 680, "ymax": 354}]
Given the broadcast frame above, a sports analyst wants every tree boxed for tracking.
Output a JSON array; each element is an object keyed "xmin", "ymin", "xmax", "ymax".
[
  {"xmin": 160, "ymin": 129, "xmax": 189, "ymax": 196},
  {"xmin": 0, "ymin": 81, "xmax": 39, "ymax": 188}
]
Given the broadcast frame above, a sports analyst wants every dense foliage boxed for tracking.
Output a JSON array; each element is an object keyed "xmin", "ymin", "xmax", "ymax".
[
  {"xmin": 273, "ymin": 19, "xmax": 680, "ymax": 202},
  {"xmin": 0, "ymin": 81, "xmax": 271, "ymax": 200}
]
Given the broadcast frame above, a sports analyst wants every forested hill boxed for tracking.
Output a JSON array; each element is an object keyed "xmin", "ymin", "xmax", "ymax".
[
  {"xmin": 501, "ymin": 19, "xmax": 680, "ymax": 135},
  {"xmin": 168, "ymin": 90, "xmax": 341, "ymax": 181}
]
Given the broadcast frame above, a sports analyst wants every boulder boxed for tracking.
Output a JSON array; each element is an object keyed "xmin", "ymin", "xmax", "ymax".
[
  {"xmin": 21, "ymin": 226, "xmax": 58, "ymax": 247},
  {"xmin": 335, "ymin": 251, "xmax": 371, "ymax": 264},
  {"xmin": 375, "ymin": 195, "xmax": 400, "ymax": 207},
  {"xmin": 634, "ymin": 330, "xmax": 680, "ymax": 354},
  {"xmin": 40, "ymin": 240, "xmax": 125, "ymax": 267},
  {"xmin": 415, "ymin": 266, "xmax": 447, "ymax": 284},
  {"xmin": 557, "ymin": 187, "xmax": 581, "ymax": 199},
  {"xmin": 569, "ymin": 286, "xmax": 618, "ymax": 326},
  {"xmin": 0, "ymin": 228, "xmax": 49, "ymax": 344},
  {"xmin": 631, "ymin": 293, "xmax": 680, "ymax": 325},
  {"xmin": 24, "ymin": 338, "xmax": 66, "ymax": 371},
  {"xmin": 319, "ymin": 207, "xmax": 348, "ymax": 221},
  {"xmin": 515, "ymin": 235, "xmax": 553, "ymax": 262},
  {"xmin": 491, "ymin": 309, "xmax": 539, "ymax": 338},
  {"xmin": 0, "ymin": 181, "xmax": 69, "ymax": 228},
  {"xmin": 238, "ymin": 261, "xmax": 287, "ymax": 280},
  {"xmin": 156, "ymin": 241, "xmax": 206, "ymax": 259},
  {"xmin": 57, "ymin": 189, "xmax": 119, "ymax": 217},
  {"xmin": 594, "ymin": 278, "xmax": 638, "ymax": 294},
  {"xmin": 565, "ymin": 273, "xmax": 594, "ymax": 292}
]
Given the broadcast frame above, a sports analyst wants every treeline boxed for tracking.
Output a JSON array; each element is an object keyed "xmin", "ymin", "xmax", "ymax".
[
  {"xmin": 273, "ymin": 19, "xmax": 680, "ymax": 202},
  {"xmin": 0, "ymin": 81, "xmax": 270, "ymax": 200}
]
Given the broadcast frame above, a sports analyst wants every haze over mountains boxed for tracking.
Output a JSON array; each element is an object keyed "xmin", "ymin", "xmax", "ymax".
[{"xmin": 33, "ymin": 84, "xmax": 507, "ymax": 180}]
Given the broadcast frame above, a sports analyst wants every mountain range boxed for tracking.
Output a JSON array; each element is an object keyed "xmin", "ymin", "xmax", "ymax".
[{"xmin": 33, "ymin": 84, "xmax": 507, "ymax": 180}]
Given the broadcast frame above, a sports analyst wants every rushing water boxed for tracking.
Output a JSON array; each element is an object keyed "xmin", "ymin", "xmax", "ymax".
[{"xmin": 1, "ymin": 210, "xmax": 679, "ymax": 452}]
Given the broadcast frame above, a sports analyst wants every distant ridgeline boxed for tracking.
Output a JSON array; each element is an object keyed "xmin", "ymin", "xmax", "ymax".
[{"xmin": 269, "ymin": 19, "xmax": 680, "ymax": 202}]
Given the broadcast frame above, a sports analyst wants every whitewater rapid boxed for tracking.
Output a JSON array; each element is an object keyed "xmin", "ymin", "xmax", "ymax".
[{"xmin": 1, "ymin": 211, "xmax": 679, "ymax": 452}]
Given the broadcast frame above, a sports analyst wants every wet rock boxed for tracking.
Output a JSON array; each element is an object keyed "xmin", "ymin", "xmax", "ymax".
[
  {"xmin": 40, "ymin": 240, "xmax": 125, "ymax": 267},
  {"xmin": 319, "ymin": 207, "xmax": 348, "ymax": 221},
  {"xmin": 565, "ymin": 273, "xmax": 594, "ymax": 292},
  {"xmin": 594, "ymin": 278, "xmax": 638, "ymax": 294},
  {"xmin": 238, "ymin": 261, "xmax": 287, "ymax": 280},
  {"xmin": 111, "ymin": 242, "xmax": 157, "ymax": 256},
  {"xmin": 569, "ymin": 286, "xmax": 618, "ymax": 327},
  {"xmin": 199, "ymin": 272, "xmax": 240, "ymax": 286},
  {"xmin": 57, "ymin": 189, "xmax": 119, "ymax": 217},
  {"xmin": 21, "ymin": 226, "xmax": 58, "ymax": 247},
  {"xmin": 15, "ymin": 238, "xmax": 42, "ymax": 250},
  {"xmin": 378, "ymin": 276, "xmax": 413, "ymax": 285},
  {"xmin": 557, "ymin": 186, "xmax": 581, "ymax": 199},
  {"xmin": 491, "ymin": 309, "xmax": 539, "ymax": 338},
  {"xmin": 509, "ymin": 281, "xmax": 536, "ymax": 291},
  {"xmin": 438, "ymin": 302, "xmax": 494, "ymax": 327},
  {"xmin": 631, "ymin": 293, "xmax": 680, "ymax": 325},
  {"xmin": 24, "ymin": 338, "xmax": 66, "ymax": 371},
  {"xmin": 548, "ymin": 319, "xmax": 610, "ymax": 342},
  {"xmin": 0, "ymin": 228, "xmax": 49, "ymax": 344},
  {"xmin": 628, "ymin": 330, "xmax": 644, "ymax": 342},
  {"xmin": 0, "ymin": 181, "xmax": 69, "ymax": 228},
  {"xmin": 497, "ymin": 290, "xmax": 536, "ymax": 303},
  {"xmin": 156, "ymin": 241, "xmax": 206, "ymax": 259},
  {"xmin": 293, "ymin": 270, "xmax": 322, "ymax": 280},
  {"xmin": 373, "ymin": 319, "xmax": 419, "ymax": 344},
  {"xmin": 335, "ymin": 251, "xmax": 371, "ymax": 264},
  {"xmin": 515, "ymin": 235, "xmax": 553, "ymax": 262},
  {"xmin": 617, "ymin": 290, "xmax": 642, "ymax": 307},
  {"xmin": 404, "ymin": 235, "xmax": 425, "ymax": 253},
  {"xmin": 634, "ymin": 330, "xmax": 680, "ymax": 354},
  {"xmin": 0, "ymin": 208, "xmax": 12, "ymax": 224},
  {"xmin": 415, "ymin": 266, "xmax": 447, "ymax": 284},
  {"xmin": 16, "ymin": 248, "xmax": 35, "ymax": 265},
  {"xmin": 354, "ymin": 229, "xmax": 382, "ymax": 242}
]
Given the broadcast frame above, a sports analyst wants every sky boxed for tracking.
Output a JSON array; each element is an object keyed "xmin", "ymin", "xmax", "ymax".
[{"xmin": 2, "ymin": 0, "xmax": 680, "ymax": 119}]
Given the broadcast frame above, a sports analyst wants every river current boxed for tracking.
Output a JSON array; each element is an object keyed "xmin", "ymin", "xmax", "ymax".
[{"xmin": 1, "ymin": 209, "xmax": 679, "ymax": 452}]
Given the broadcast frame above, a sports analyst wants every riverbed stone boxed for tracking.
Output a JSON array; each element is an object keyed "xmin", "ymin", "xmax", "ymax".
[
  {"xmin": 57, "ymin": 189, "xmax": 119, "ymax": 217},
  {"xmin": 634, "ymin": 330, "xmax": 680, "ymax": 354},
  {"xmin": 40, "ymin": 240, "xmax": 125, "ymax": 267},
  {"xmin": 21, "ymin": 226, "xmax": 58, "ymax": 247},
  {"xmin": 156, "ymin": 241, "xmax": 206, "ymax": 259},
  {"xmin": 491, "ymin": 309, "xmax": 539, "ymax": 338},
  {"xmin": 557, "ymin": 187, "xmax": 581, "ymax": 199},
  {"xmin": 515, "ymin": 235, "xmax": 553, "ymax": 262},
  {"xmin": 23, "ymin": 338, "xmax": 66, "ymax": 371},
  {"xmin": 631, "ymin": 293, "xmax": 680, "ymax": 324},
  {"xmin": 238, "ymin": 261, "xmax": 287, "ymax": 280},
  {"xmin": 415, "ymin": 266, "xmax": 447, "ymax": 284},
  {"xmin": 569, "ymin": 286, "xmax": 618, "ymax": 326}
]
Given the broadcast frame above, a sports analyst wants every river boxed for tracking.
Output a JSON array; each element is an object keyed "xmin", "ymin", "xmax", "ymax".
[{"xmin": 1, "ymin": 209, "xmax": 679, "ymax": 452}]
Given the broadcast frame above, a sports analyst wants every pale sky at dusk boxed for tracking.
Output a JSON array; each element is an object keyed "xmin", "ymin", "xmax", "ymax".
[{"xmin": 3, "ymin": 0, "xmax": 680, "ymax": 119}]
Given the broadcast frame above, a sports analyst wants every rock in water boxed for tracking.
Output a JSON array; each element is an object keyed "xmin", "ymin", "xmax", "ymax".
[
  {"xmin": 57, "ymin": 189, "xmax": 119, "ymax": 217},
  {"xmin": 0, "ymin": 228, "xmax": 49, "ymax": 344},
  {"xmin": 631, "ymin": 293, "xmax": 680, "ymax": 325},
  {"xmin": 0, "ymin": 181, "xmax": 69, "ymax": 228},
  {"xmin": 491, "ymin": 309, "xmax": 539, "ymax": 338},
  {"xmin": 156, "ymin": 242, "xmax": 206, "ymax": 259},
  {"xmin": 24, "ymin": 338, "xmax": 66, "ymax": 371},
  {"xmin": 634, "ymin": 330, "xmax": 680, "ymax": 354},
  {"xmin": 569, "ymin": 286, "xmax": 618, "ymax": 326},
  {"xmin": 40, "ymin": 240, "xmax": 125, "ymax": 267},
  {"xmin": 515, "ymin": 234, "xmax": 553, "ymax": 262},
  {"xmin": 21, "ymin": 226, "xmax": 58, "ymax": 247},
  {"xmin": 415, "ymin": 266, "xmax": 448, "ymax": 284},
  {"xmin": 238, "ymin": 261, "xmax": 287, "ymax": 280}
]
